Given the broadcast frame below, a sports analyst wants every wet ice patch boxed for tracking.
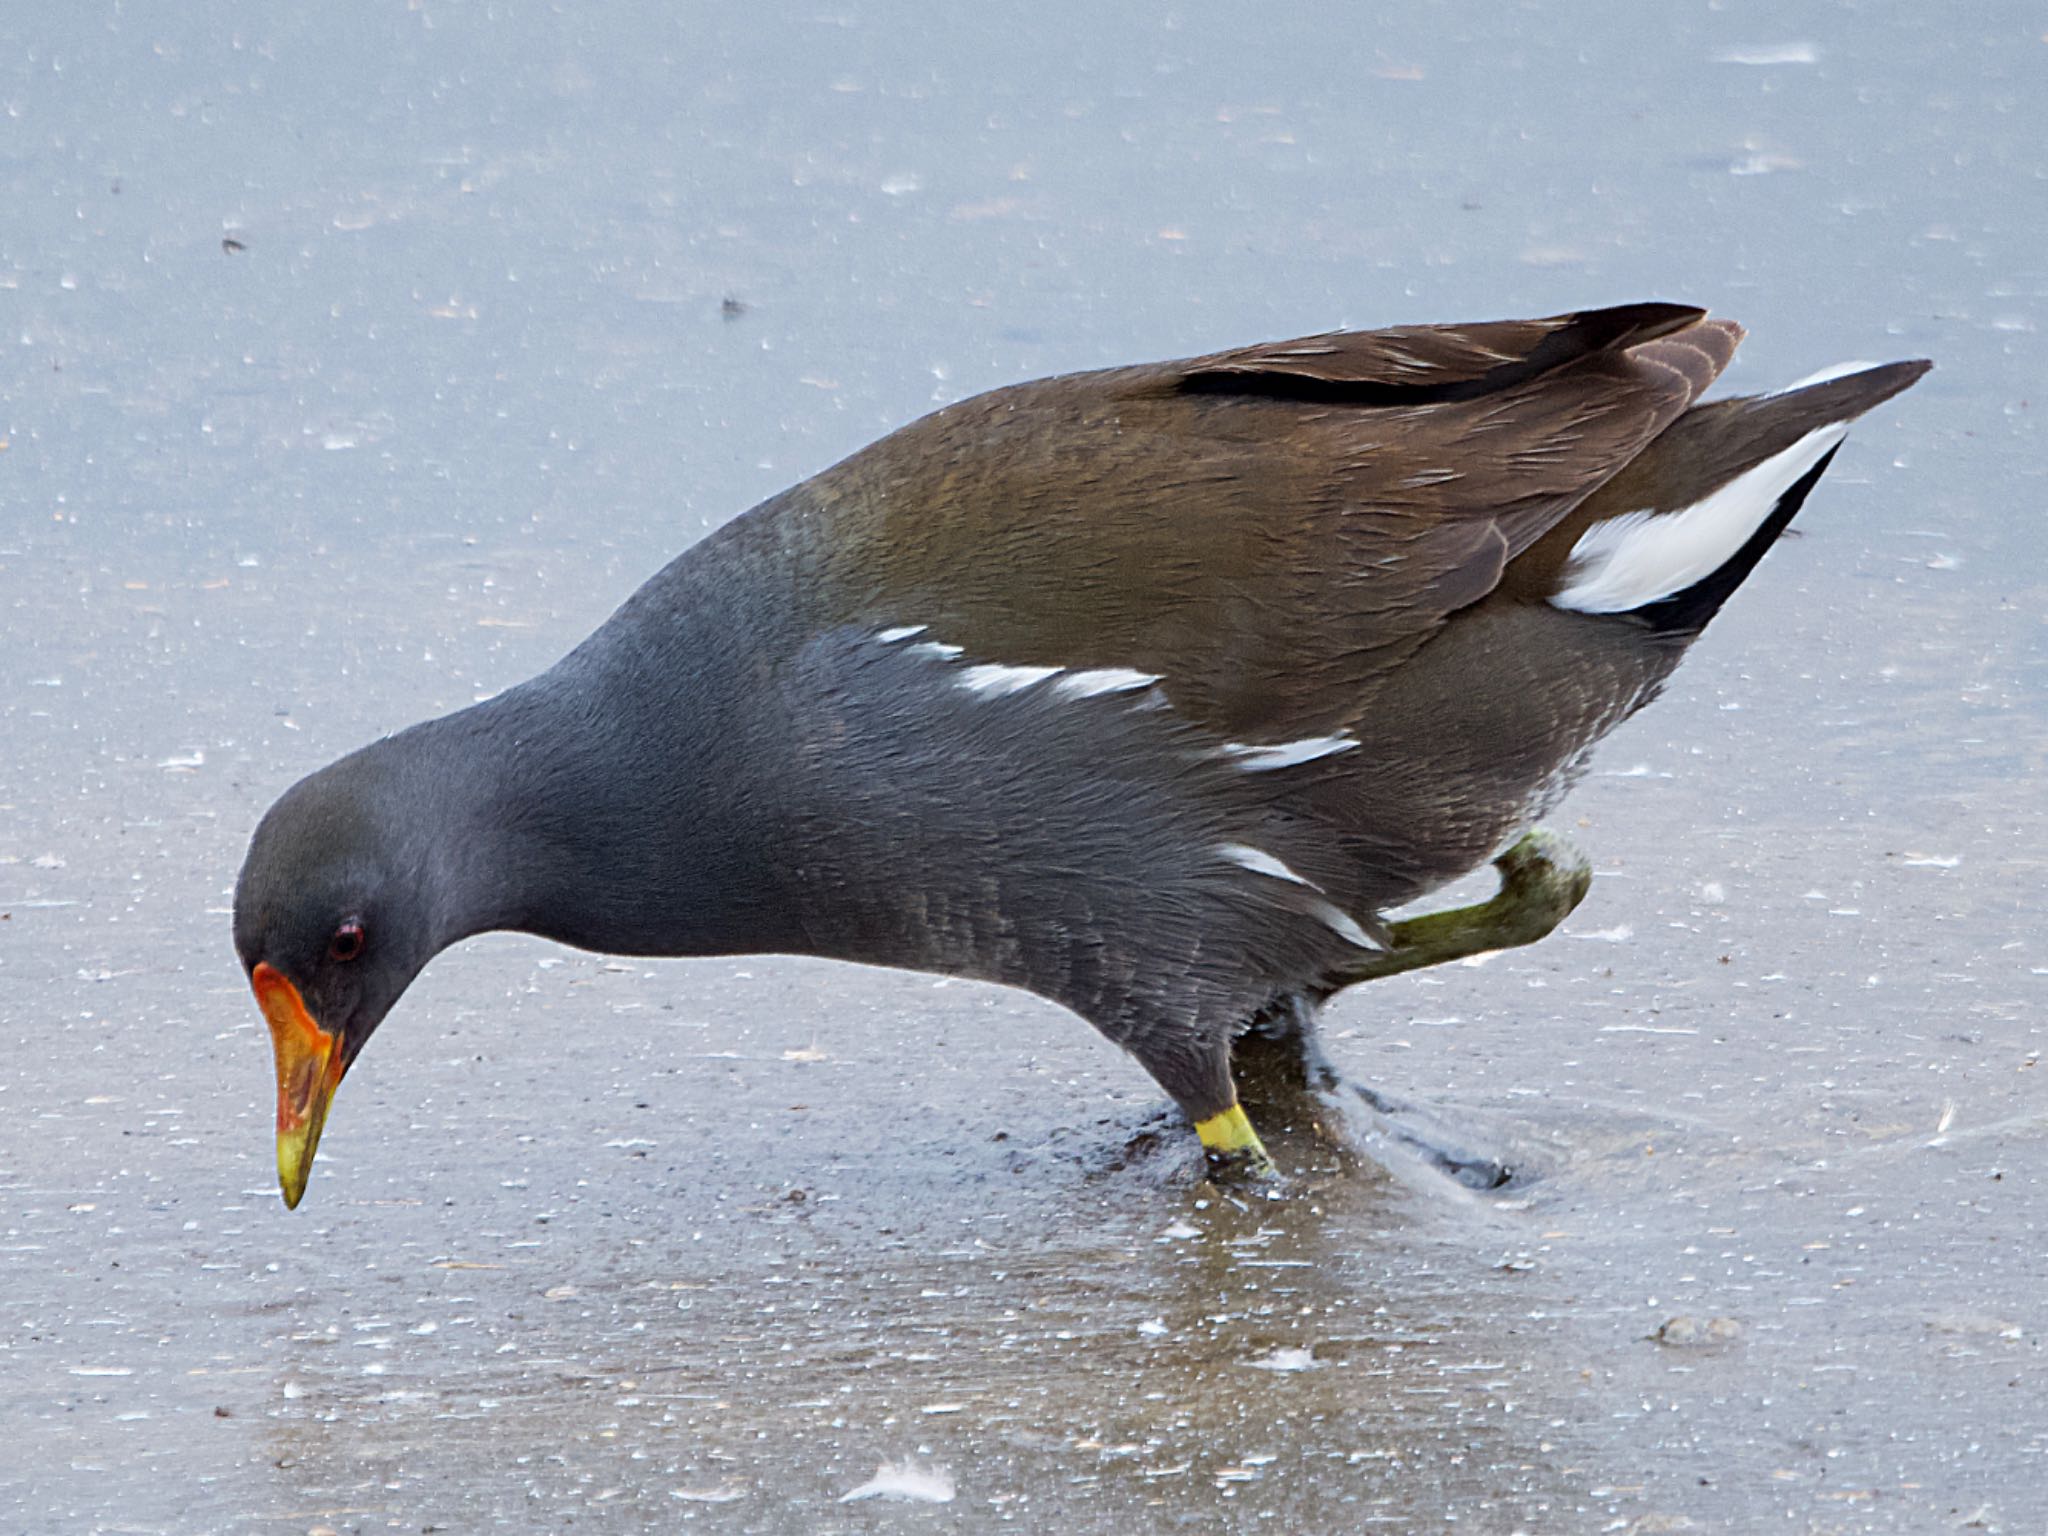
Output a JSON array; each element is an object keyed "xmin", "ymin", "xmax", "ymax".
[{"xmin": 840, "ymin": 1459, "xmax": 955, "ymax": 1504}]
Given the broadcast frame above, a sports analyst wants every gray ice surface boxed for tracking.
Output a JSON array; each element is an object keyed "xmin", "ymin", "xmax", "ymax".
[{"xmin": 3, "ymin": 3, "xmax": 2042, "ymax": 1531}]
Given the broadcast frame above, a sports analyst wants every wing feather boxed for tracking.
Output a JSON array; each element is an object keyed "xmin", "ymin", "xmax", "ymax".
[{"xmin": 800, "ymin": 303, "xmax": 1734, "ymax": 738}]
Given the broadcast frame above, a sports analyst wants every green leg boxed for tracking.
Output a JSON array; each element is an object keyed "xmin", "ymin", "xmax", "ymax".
[
  {"xmin": 1342, "ymin": 829, "xmax": 1593, "ymax": 987},
  {"xmin": 1228, "ymin": 830, "xmax": 1593, "ymax": 1188}
]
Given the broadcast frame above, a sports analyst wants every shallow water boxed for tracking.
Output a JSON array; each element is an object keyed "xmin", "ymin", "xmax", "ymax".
[{"xmin": 4, "ymin": 3, "xmax": 2043, "ymax": 1531}]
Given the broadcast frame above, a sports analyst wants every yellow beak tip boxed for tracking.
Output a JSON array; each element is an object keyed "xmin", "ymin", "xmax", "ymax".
[
  {"xmin": 254, "ymin": 962, "xmax": 339, "ymax": 1213},
  {"xmin": 277, "ymin": 1120, "xmax": 325, "ymax": 1211}
]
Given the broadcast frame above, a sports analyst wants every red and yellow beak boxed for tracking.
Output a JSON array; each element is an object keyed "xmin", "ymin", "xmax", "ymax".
[{"xmin": 252, "ymin": 962, "xmax": 347, "ymax": 1209}]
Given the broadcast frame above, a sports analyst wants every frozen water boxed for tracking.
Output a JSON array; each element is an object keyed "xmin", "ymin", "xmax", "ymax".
[{"xmin": 2, "ymin": 2, "xmax": 2039, "ymax": 1532}]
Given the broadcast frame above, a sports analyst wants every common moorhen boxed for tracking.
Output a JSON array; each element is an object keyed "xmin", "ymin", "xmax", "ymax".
[{"xmin": 233, "ymin": 302, "xmax": 1927, "ymax": 1206}]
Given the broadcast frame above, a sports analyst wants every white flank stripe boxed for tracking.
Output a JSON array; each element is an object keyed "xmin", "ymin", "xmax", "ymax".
[
  {"xmin": 1551, "ymin": 422, "xmax": 1850, "ymax": 615},
  {"xmin": 1219, "ymin": 735, "xmax": 1359, "ymax": 771},
  {"xmin": 1216, "ymin": 842, "xmax": 1318, "ymax": 887},
  {"xmin": 1312, "ymin": 901, "xmax": 1382, "ymax": 951},
  {"xmin": 957, "ymin": 663, "xmax": 1062, "ymax": 696},
  {"xmin": 876, "ymin": 624, "xmax": 928, "ymax": 643},
  {"xmin": 1216, "ymin": 845, "xmax": 1382, "ymax": 950},
  {"xmin": 906, "ymin": 640, "xmax": 964, "ymax": 660},
  {"xmin": 1771, "ymin": 359, "xmax": 1879, "ymax": 394},
  {"xmin": 1051, "ymin": 667, "xmax": 1160, "ymax": 699}
]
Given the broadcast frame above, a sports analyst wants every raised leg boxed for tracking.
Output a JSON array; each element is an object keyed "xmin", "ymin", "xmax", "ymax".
[
  {"xmin": 1337, "ymin": 829, "xmax": 1593, "ymax": 988},
  {"xmin": 1223, "ymin": 830, "xmax": 1593, "ymax": 1187}
]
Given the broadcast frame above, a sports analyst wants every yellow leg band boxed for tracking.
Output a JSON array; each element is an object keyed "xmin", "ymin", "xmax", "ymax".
[{"xmin": 1195, "ymin": 1103, "xmax": 1268, "ymax": 1159}]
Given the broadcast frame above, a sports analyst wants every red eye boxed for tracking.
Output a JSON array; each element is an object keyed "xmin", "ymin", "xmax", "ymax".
[{"xmin": 329, "ymin": 919, "xmax": 366, "ymax": 963}]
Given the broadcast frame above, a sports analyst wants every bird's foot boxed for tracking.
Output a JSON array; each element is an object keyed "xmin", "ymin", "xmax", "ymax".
[
  {"xmin": 1230, "ymin": 1015, "xmax": 1516, "ymax": 1190},
  {"xmin": 1194, "ymin": 1103, "xmax": 1281, "ymax": 1184},
  {"xmin": 1345, "ymin": 1082, "xmax": 1515, "ymax": 1191},
  {"xmin": 1199, "ymin": 830, "xmax": 1589, "ymax": 1188},
  {"xmin": 1232, "ymin": 1042, "xmax": 1519, "ymax": 1191},
  {"xmin": 1308, "ymin": 828, "xmax": 1589, "ymax": 1185}
]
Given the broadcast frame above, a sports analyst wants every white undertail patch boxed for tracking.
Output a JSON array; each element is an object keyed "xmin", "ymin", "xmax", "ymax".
[
  {"xmin": 1218, "ymin": 734, "xmax": 1359, "ymax": 771},
  {"xmin": 1551, "ymin": 422, "xmax": 1849, "ymax": 615}
]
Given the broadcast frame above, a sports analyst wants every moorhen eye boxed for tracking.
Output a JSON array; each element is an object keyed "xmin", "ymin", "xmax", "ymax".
[{"xmin": 329, "ymin": 919, "xmax": 366, "ymax": 963}]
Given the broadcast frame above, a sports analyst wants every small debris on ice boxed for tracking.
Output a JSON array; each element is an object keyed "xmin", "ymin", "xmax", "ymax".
[
  {"xmin": 1652, "ymin": 1315, "xmax": 1744, "ymax": 1348},
  {"xmin": 1245, "ymin": 1346, "xmax": 1319, "ymax": 1373},
  {"xmin": 1928, "ymin": 1314, "xmax": 2023, "ymax": 1340},
  {"xmin": 1728, "ymin": 148, "xmax": 1801, "ymax": 176},
  {"xmin": 1572, "ymin": 924, "xmax": 1633, "ymax": 942},
  {"xmin": 1712, "ymin": 42, "xmax": 1817, "ymax": 65},
  {"xmin": 839, "ymin": 1459, "xmax": 955, "ymax": 1504},
  {"xmin": 670, "ymin": 1484, "xmax": 746, "ymax": 1504}
]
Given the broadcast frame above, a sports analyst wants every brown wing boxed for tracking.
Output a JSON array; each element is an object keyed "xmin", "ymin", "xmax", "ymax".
[{"xmin": 801, "ymin": 303, "xmax": 1736, "ymax": 740}]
